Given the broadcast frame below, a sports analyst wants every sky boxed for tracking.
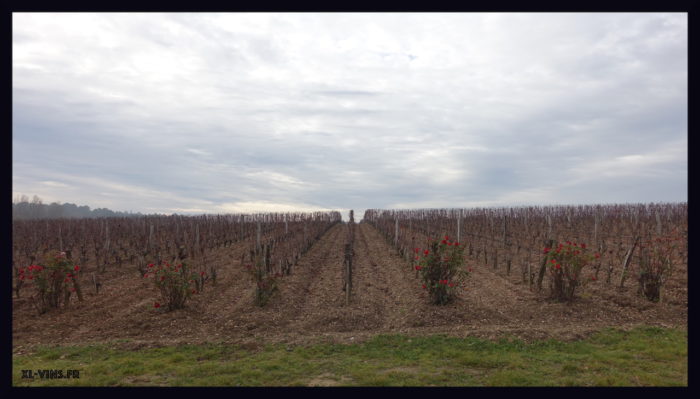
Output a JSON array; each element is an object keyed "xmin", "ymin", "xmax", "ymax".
[{"xmin": 12, "ymin": 13, "xmax": 687, "ymax": 221}]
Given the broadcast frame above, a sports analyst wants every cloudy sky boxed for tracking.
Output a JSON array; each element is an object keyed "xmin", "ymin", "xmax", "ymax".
[{"xmin": 12, "ymin": 13, "xmax": 687, "ymax": 220}]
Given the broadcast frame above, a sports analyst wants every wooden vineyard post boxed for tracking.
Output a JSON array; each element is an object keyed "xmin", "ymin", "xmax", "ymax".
[
  {"xmin": 536, "ymin": 239, "xmax": 554, "ymax": 292},
  {"xmin": 264, "ymin": 243, "xmax": 271, "ymax": 274},
  {"xmin": 344, "ymin": 210, "xmax": 355, "ymax": 305},
  {"xmin": 408, "ymin": 218, "xmax": 416, "ymax": 260},
  {"xmin": 239, "ymin": 216, "xmax": 244, "ymax": 243},
  {"xmin": 594, "ymin": 213, "xmax": 599, "ymax": 247},
  {"xmin": 394, "ymin": 218, "xmax": 399, "ymax": 247},
  {"xmin": 526, "ymin": 242, "xmax": 533, "ymax": 287},
  {"xmin": 523, "ymin": 215, "xmax": 530, "ymax": 284},
  {"xmin": 457, "ymin": 210, "xmax": 461, "ymax": 244},
  {"xmin": 618, "ymin": 236, "xmax": 640, "ymax": 289},
  {"xmin": 195, "ymin": 224, "xmax": 200, "ymax": 255},
  {"xmin": 92, "ymin": 272, "xmax": 101, "ymax": 294},
  {"xmin": 344, "ymin": 243, "xmax": 353, "ymax": 305},
  {"xmin": 502, "ymin": 215, "xmax": 509, "ymax": 274},
  {"xmin": 101, "ymin": 222, "xmax": 110, "ymax": 273},
  {"xmin": 149, "ymin": 224, "xmax": 154, "ymax": 253}
]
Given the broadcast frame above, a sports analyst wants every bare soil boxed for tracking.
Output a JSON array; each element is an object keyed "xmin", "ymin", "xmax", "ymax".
[{"xmin": 12, "ymin": 223, "xmax": 687, "ymax": 352}]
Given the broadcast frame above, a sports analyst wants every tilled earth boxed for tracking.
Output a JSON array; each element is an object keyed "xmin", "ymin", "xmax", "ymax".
[{"xmin": 12, "ymin": 222, "xmax": 687, "ymax": 352}]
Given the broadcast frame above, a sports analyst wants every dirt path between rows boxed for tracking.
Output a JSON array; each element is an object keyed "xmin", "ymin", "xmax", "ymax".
[{"xmin": 12, "ymin": 222, "xmax": 687, "ymax": 352}]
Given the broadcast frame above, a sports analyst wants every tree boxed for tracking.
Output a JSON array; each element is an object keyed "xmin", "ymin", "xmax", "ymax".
[
  {"xmin": 47, "ymin": 202, "xmax": 64, "ymax": 219},
  {"xmin": 30, "ymin": 195, "xmax": 45, "ymax": 219}
]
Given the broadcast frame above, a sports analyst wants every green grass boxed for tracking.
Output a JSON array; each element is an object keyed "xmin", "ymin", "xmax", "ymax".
[{"xmin": 12, "ymin": 326, "xmax": 687, "ymax": 386}]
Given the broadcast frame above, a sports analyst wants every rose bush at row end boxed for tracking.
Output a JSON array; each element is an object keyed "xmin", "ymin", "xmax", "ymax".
[
  {"xmin": 144, "ymin": 260, "xmax": 205, "ymax": 311},
  {"xmin": 544, "ymin": 241, "xmax": 597, "ymax": 302},
  {"xmin": 414, "ymin": 235, "xmax": 470, "ymax": 305},
  {"xmin": 16, "ymin": 250, "xmax": 83, "ymax": 314}
]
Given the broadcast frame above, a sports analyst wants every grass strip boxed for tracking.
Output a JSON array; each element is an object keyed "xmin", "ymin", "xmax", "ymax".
[{"xmin": 12, "ymin": 326, "xmax": 687, "ymax": 387}]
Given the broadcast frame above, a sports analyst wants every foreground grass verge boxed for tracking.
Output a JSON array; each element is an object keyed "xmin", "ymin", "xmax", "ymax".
[{"xmin": 12, "ymin": 326, "xmax": 686, "ymax": 386}]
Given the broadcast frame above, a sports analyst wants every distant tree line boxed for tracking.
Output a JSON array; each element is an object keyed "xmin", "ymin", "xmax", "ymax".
[{"xmin": 12, "ymin": 195, "xmax": 144, "ymax": 220}]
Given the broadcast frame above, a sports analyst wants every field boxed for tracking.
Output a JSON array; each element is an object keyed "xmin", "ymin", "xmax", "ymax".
[{"xmin": 11, "ymin": 206, "xmax": 688, "ymax": 386}]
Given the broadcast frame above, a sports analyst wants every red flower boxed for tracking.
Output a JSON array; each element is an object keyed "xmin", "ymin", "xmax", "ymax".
[
  {"xmin": 74, "ymin": 265, "xmax": 80, "ymax": 271},
  {"xmin": 192, "ymin": 289, "xmax": 196, "ymax": 294},
  {"xmin": 448, "ymin": 283, "xmax": 455, "ymax": 288},
  {"xmin": 581, "ymin": 243, "xmax": 586, "ymax": 249},
  {"xmin": 566, "ymin": 241, "xmax": 571, "ymax": 245},
  {"xmin": 447, "ymin": 242, "xmax": 452, "ymax": 246},
  {"xmin": 595, "ymin": 253, "xmax": 601, "ymax": 259},
  {"xmin": 148, "ymin": 263, "xmax": 154, "ymax": 268},
  {"xmin": 414, "ymin": 248, "xmax": 420, "ymax": 253},
  {"xmin": 154, "ymin": 302, "xmax": 161, "ymax": 308},
  {"xmin": 591, "ymin": 276, "xmax": 597, "ymax": 281},
  {"xmin": 424, "ymin": 250, "xmax": 429, "ymax": 255},
  {"xmin": 414, "ymin": 256, "xmax": 419, "ymax": 260},
  {"xmin": 444, "ymin": 235, "xmax": 449, "ymax": 240},
  {"xmin": 422, "ymin": 284, "xmax": 426, "ymax": 289},
  {"xmin": 415, "ymin": 265, "xmax": 422, "ymax": 271},
  {"xmin": 160, "ymin": 276, "xmax": 165, "ymax": 281},
  {"xmin": 555, "ymin": 264, "xmax": 561, "ymax": 270},
  {"xmin": 551, "ymin": 259, "xmax": 556, "ymax": 264},
  {"xmin": 200, "ymin": 271, "xmax": 205, "ymax": 276},
  {"xmin": 441, "ymin": 240, "xmax": 447, "ymax": 244},
  {"xmin": 455, "ymin": 242, "xmax": 459, "ymax": 246}
]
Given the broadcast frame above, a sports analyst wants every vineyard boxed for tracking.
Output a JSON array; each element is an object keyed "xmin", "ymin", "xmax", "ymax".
[{"xmin": 12, "ymin": 203, "xmax": 687, "ymax": 348}]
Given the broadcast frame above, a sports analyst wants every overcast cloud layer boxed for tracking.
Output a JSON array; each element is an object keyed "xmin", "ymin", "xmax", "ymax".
[{"xmin": 12, "ymin": 13, "xmax": 687, "ymax": 220}]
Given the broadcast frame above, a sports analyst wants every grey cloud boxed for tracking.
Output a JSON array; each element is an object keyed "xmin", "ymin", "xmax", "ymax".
[
  {"xmin": 313, "ymin": 90, "xmax": 381, "ymax": 97},
  {"xmin": 12, "ymin": 13, "xmax": 687, "ymax": 216}
]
